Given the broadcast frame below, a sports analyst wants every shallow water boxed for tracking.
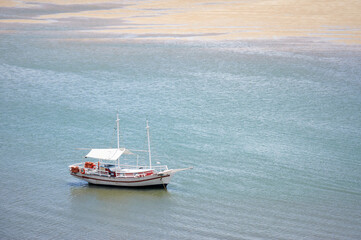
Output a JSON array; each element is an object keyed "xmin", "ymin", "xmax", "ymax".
[{"xmin": 1, "ymin": 35, "xmax": 361, "ymax": 239}]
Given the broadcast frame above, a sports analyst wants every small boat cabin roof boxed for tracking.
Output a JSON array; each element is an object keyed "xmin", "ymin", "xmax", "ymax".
[{"xmin": 85, "ymin": 148, "xmax": 133, "ymax": 161}]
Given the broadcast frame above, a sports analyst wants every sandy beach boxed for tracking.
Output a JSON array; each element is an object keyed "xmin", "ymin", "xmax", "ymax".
[{"xmin": 1, "ymin": 0, "xmax": 360, "ymax": 44}]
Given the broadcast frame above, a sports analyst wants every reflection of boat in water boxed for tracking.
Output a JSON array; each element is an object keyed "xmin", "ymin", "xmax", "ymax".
[
  {"xmin": 69, "ymin": 182, "xmax": 171, "ymax": 203},
  {"xmin": 69, "ymin": 115, "xmax": 192, "ymax": 188},
  {"xmin": 68, "ymin": 182, "xmax": 172, "ymax": 215},
  {"xmin": 71, "ymin": 183, "xmax": 172, "ymax": 195}
]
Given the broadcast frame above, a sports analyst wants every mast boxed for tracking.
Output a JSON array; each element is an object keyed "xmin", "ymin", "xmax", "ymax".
[
  {"xmin": 116, "ymin": 114, "xmax": 120, "ymax": 149},
  {"xmin": 116, "ymin": 114, "xmax": 120, "ymax": 169},
  {"xmin": 146, "ymin": 120, "xmax": 152, "ymax": 169}
]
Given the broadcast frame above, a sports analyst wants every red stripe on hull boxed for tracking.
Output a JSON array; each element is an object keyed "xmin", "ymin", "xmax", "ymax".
[{"xmin": 72, "ymin": 173, "xmax": 170, "ymax": 183}]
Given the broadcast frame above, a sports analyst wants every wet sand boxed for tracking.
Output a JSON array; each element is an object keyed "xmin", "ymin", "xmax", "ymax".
[{"xmin": 1, "ymin": 0, "xmax": 360, "ymax": 43}]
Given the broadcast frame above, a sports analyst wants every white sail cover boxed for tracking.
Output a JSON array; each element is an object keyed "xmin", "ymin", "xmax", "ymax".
[{"xmin": 85, "ymin": 148, "xmax": 133, "ymax": 161}]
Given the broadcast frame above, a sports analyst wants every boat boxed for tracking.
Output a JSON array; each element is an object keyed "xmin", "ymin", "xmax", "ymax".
[{"xmin": 69, "ymin": 114, "xmax": 192, "ymax": 188}]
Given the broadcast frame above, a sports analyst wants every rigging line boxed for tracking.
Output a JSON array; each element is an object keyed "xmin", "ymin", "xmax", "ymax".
[
  {"xmin": 111, "ymin": 121, "xmax": 126, "ymax": 149},
  {"xmin": 109, "ymin": 123, "xmax": 116, "ymax": 149},
  {"xmin": 118, "ymin": 121, "xmax": 124, "ymax": 148},
  {"xmin": 161, "ymin": 177, "xmax": 167, "ymax": 191}
]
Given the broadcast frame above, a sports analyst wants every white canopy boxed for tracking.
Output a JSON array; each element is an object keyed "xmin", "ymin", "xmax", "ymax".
[{"xmin": 85, "ymin": 148, "xmax": 133, "ymax": 161}]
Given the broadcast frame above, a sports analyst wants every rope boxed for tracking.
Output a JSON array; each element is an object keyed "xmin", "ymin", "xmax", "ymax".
[{"xmin": 160, "ymin": 177, "xmax": 167, "ymax": 190}]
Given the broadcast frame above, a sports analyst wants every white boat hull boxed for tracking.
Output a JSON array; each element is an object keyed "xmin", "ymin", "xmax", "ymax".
[{"xmin": 71, "ymin": 172, "xmax": 173, "ymax": 188}]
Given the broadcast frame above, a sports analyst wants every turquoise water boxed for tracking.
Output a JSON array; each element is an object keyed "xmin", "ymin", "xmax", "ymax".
[{"xmin": 1, "ymin": 35, "xmax": 361, "ymax": 239}]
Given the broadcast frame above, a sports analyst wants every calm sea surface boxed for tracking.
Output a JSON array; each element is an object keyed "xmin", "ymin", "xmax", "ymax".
[{"xmin": 1, "ymin": 35, "xmax": 361, "ymax": 239}]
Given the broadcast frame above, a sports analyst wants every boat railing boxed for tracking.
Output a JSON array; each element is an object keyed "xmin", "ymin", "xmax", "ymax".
[
  {"xmin": 116, "ymin": 164, "xmax": 169, "ymax": 172},
  {"xmin": 73, "ymin": 163, "xmax": 168, "ymax": 176}
]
